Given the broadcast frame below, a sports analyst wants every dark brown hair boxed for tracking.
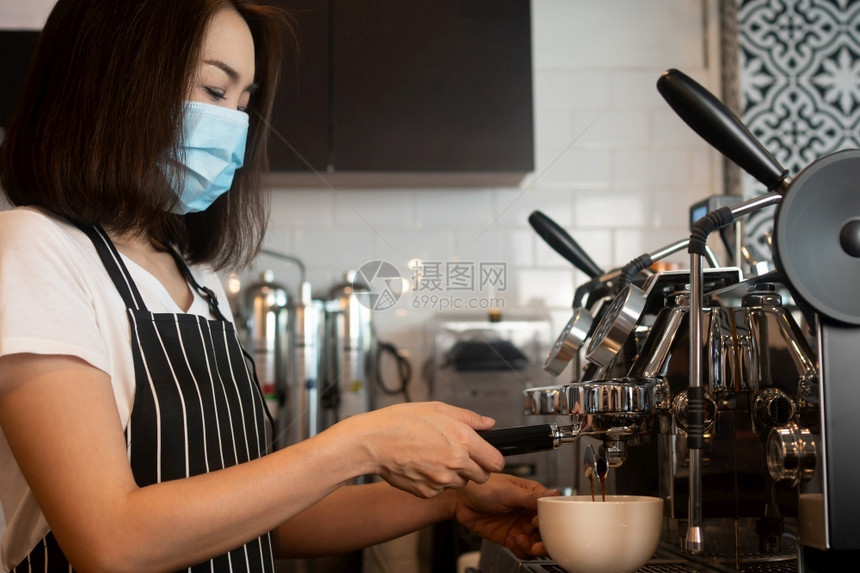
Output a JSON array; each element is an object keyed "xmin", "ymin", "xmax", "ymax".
[{"xmin": 0, "ymin": 0, "xmax": 290, "ymax": 270}]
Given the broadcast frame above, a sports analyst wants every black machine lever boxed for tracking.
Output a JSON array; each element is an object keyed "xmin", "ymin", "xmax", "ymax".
[
  {"xmin": 656, "ymin": 68, "xmax": 790, "ymax": 193},
  {"xmin": 529, "ymin": 211, "xmax": 604, "ymax": 278},
  {"xmin": 478, "ymin": 424, "xmax": 560, "ymax": 456}
]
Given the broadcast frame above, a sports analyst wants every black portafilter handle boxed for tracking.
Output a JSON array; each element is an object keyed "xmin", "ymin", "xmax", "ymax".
[
  {"xmin": 656, "ymin": 69, "xmax": 790, "ymax": 193},
  {"xmin": 478, "ymin": 424, "xmax": 559, "ymax": 456},
  {"xmin": 529, "ymin": 211, "xmax": 603, "ymax": 278}
]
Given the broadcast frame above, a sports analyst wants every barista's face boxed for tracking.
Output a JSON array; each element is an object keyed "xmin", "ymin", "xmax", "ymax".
[{"xmin": 191, "ymin": 8, "xmax": 257, "ymax": 112}]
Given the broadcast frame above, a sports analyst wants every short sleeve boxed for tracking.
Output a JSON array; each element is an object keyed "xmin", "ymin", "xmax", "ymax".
[{"xmin": 0, "ymin": 209, "xmax": 113, "ymax": 374}]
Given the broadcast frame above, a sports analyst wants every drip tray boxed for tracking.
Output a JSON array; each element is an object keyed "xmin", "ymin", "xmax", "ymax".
[{"xmin": 476, "ymin": 540, "xmax": 798, "ymax": 573}]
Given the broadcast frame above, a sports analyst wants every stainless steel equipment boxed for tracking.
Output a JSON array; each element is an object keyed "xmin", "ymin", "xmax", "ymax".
[
  {"xmin": 321, "ymin": 272, "xmax": 376, "ymax": 427},
  {"xmin": 239, "ymin": 261, "xmax": 379, "ymax": 451},
  {"xmin": 240, "ymin": 250, "xmax": 328, "ymax": 450},
  {"xmin": 242, "ymin": 270, "xmax": 290, "ymax": 424},
  {"xmin": 478, "ymin": 68, "xmax": 860, "ymax": 571},
  {"xmin": 287, "ymin": 293, "xmax": 325, "ymax": 447}
]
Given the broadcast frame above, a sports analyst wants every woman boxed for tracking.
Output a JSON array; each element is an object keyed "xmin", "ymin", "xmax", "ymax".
[{"xmin": 0, "ymin": 0, "xmax": 554, "ymax": 571}]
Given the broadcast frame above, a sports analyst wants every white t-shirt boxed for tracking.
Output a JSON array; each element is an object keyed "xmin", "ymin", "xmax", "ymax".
[{"xmin": 0, "ymin": 207, "xmax": 235, "ymax": 570}]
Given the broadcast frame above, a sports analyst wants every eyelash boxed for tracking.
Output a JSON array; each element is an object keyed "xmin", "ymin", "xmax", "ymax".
[
  {"xmin": 202, "ymin": 86, "xmax": 248, "ymax": 112},
  {"xmin": 203, "ymin": 86, "xmax": 226, "ymax": 101}
]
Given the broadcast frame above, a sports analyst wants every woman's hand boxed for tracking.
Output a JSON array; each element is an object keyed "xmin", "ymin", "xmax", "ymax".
[
  {"xmin": 335, "ymin": 402, "xmax": 506, "ymax": 498},
  {"xmin": 452, "ymin": 473, "xmax": 558, "ymax": 559}
]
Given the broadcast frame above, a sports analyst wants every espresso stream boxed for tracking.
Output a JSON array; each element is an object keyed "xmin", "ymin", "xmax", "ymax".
[
  {"xmin": 583, "ymin": 445, "xmax": 608, "ymax": 501},
  {"xmin": 587, "ymin": 470, "xmax": 607, "ymax": 502}
]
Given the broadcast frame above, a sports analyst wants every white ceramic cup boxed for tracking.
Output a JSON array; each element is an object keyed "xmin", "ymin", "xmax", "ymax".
[{"xmin": 538, "ymin": 495, "xmax": 663, "ymax": 573}]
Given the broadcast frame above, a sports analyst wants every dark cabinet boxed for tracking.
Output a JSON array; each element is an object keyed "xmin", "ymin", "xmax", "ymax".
[
  {"xmin": 268, "ymin": 0, "xmax": 534, "ymax": 182},
  {"xmin": 2, "ymin": 0, "xmax": 534, "ymax": 184},
  {"xmin": 267, "ymin": 1, "xmax": 331, "ymax": 173}
]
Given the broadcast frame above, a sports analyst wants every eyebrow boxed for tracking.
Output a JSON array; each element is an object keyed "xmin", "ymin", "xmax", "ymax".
[{"xmin": 204, "ymin": 59, "xmax": 259, "ymax": 93}]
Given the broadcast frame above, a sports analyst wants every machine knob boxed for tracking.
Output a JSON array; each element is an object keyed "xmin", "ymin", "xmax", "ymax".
[
  {"xmin": 767, "ymin": 423, "xmax": 816, "ymax": 487},
  {"xmin": 839, "ymin": 219, "xmax": 860, "ymax": 258},
  {"xmin": 754, "ymin": 387, "xmax": 796, "ymax": 429}
]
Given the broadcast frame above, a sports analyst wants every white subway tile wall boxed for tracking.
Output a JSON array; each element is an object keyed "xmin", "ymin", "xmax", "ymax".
[
  {"xmin": 0, "ymin": 0, "xmax": 54, "ymax": 28},
  {"xmin": 246, "ymin": 1, "xmax": 724, "ymax": 412}
]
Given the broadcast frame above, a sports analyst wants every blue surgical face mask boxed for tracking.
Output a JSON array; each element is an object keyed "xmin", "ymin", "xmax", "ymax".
[{"xmin": 170, "ymin": 101, "xmax": 249, "ymax": 215}]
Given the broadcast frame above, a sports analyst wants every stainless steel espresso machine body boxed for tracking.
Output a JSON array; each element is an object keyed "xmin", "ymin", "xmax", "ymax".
[{"xmin": 479, "ymin": 69, "xmax": 860, "ymax": 572}]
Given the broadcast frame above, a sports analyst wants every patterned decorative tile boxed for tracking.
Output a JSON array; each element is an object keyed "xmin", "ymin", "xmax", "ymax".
[
  {"xmin": 740, "ymin": 0, "xmax": 860, "ymax": 172},
  {"xmin": 727, "ymin": 0, "xmax": 860, "ymax": 262}
]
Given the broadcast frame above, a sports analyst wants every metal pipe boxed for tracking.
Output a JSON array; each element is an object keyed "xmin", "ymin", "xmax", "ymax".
[
  {"xmin": 260, "ymin": 249, "xmax": 308, "ymax": 297},
  {"xmin": 686, "ymin": 252, "xmax": 705, "ymax": 555},
  {"xmin": 729, "ymin": 190, "xmax": 783, "ymax": 220},
  {"xmin": 647, "ymin": 239, "xmax": 690, "ymax": 263},
  {"xmin": 703, "ymin": 245, "xmax": 719, "ymax": 268}
]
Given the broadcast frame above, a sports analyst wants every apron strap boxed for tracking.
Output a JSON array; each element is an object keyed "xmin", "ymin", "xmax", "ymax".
[
  {"xmin": 75, "ymin": 223, "xmax": 147, "ymax": 311},
  {"xmin": 164, "ymin": 246, "xmax": 230, "ymax": 323}
]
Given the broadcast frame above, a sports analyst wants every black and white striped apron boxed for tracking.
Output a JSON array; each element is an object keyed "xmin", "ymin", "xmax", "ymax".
[{"xmin": 12, "ymin": 225, "xmax": 275, "ymax": 572}]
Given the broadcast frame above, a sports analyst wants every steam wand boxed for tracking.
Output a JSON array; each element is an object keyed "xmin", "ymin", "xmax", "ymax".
[
  {"xmin": 685, "ymin": 191, "xmax": 782, "ymax": 554},
  {"xmin": 685, "ymin": 249, "xmax": 706, "ymax": 554}
]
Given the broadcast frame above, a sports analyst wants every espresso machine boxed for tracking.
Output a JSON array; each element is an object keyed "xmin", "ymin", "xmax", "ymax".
[{"xmin": 478, "ymin": 69, "xmax": 860, "ymax": 572}]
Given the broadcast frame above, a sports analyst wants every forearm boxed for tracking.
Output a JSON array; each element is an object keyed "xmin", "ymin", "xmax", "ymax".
[
  {"xmin": 273, "ymin": 481, "xmax": 456, "ymax": 558},
  {"xmin": 114, "ymin": 437, "xmax": 366, "ymax": 571}
]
